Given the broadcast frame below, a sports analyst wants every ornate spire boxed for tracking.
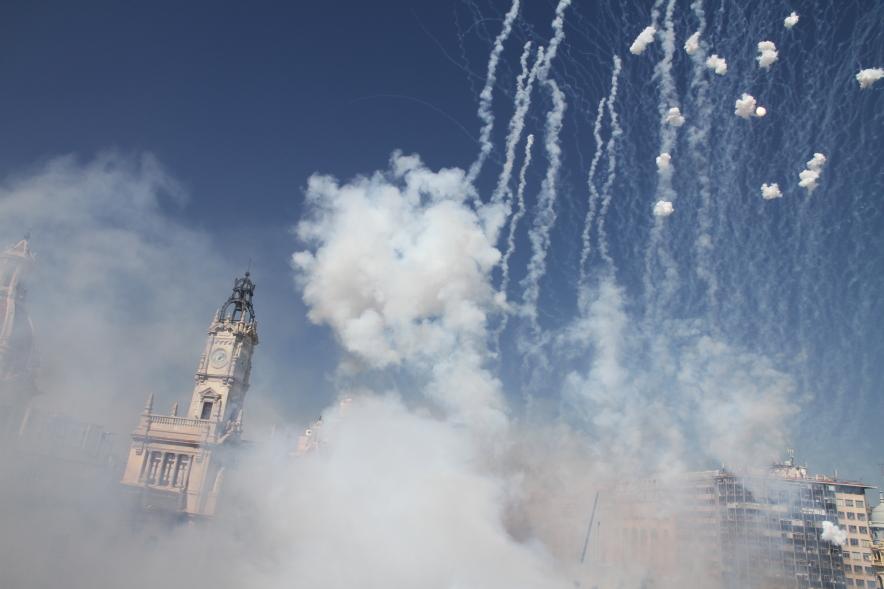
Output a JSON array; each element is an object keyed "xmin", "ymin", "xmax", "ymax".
[
  {"xmin": 143, "ymin": 392, "xmax": 154, "ymax": 415},
  {"xmin": 216, "ymin": 271, "xmax": 256, "ymax": 325}
]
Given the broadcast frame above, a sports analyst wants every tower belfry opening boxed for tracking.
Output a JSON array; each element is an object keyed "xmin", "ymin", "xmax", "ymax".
[{"xmin": 120, "ymin": 272, "xmax": 259, "ymax": 518}]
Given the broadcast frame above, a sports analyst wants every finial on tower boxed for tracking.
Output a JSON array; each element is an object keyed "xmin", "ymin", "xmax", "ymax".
[
  {"xmin": 217, "ymin": 271, "xmax": 256, "ymax": 324},
  {"xmin": 143, "ymin": 392, "xmax": 154, "ymax": 415}
]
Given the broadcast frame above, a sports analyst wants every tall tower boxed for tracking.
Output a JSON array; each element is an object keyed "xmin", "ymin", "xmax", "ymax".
[
  {"xmin": 121, "ymin": 273, "xmax": 259, "ymax": 518},
  {"xmin": 0, "ymin": 236, "xmax": 39, "ymax": 435}
]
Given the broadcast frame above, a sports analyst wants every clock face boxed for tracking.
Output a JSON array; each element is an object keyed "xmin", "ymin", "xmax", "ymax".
[{"xmin": 210, "ymin": 348, "xmax": 229, "ymax": 369}]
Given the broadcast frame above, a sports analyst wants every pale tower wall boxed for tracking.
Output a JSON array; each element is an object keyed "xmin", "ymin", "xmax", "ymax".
[{"xmin": 120, "ymin": 273, "xmax": 258, "ymax": 518}]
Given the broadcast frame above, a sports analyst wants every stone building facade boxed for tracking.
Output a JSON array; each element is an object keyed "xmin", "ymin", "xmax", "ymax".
[{"xmin": 120, "ymin": 272, "xmax": 259, "ymax": 518}]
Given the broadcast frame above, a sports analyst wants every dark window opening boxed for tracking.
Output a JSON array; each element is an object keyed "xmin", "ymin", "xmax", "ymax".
[{"xmin": 201, "ymin": 401, "xmax": 213, "ymax": 420}]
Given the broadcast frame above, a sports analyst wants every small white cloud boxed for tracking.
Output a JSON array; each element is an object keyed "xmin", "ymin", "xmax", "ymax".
[
  {"xmin": 784, "ymin": 12, "xmax": 799, "ymax": 29},
  {"xmin": 655, "ymin": 152, "xmax": 672, "ymax": 172},
  {"xmin": 807, "ymin": 152, "xmax": 827, "ymax": 171},
  {"xmin": 856, "ymin": 68, "xmax": 884, "ymax": 89},
  {"xmin": 798, "ymin": 169, "xmax": 821, "ymax": 191},
  {"xmin": 684, "ymin": 32, "xmax": 701, "ymax": 55},
  {"xmin": 757, "ymin": 41, "xmax": 779, "ymax": 69},
  {"xmin": 706, "ymin": 54, "xmax": 728, "ymax": 75},
  {"xmin": 734, "ymin": 93, "xmax": 758, "ymax": 119},
  {"xmin": 821, "ymin": 521, "xmax": 847, "ymax": 546},
  {"xmin": 761, "ymin": 183, "xmax": 782, "ymax": 200},
  {"xmin": 755, "ymin": 106, "xmax": 767, "ymax": 117},
  {"xmin": 630, "ymin": 26, "xmax": 657, "ymax": 55},
  {"xmin": 653, "ymin": 200, "xmax": 674, "ymax": 217},
  {"xmin": 664, "ymin": 107, "xmax": 685, "ymax": 127}
]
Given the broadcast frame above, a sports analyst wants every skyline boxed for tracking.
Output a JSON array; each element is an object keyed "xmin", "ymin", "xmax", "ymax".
[{"xmin": 0, "ymin": 1, "xmax": 883, "ymax": 586}]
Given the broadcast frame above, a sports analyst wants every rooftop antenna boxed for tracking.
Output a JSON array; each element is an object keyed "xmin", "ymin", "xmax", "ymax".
[{"xmin": 580, "ymin": 491, "xmax": 600, "ymax": 564}]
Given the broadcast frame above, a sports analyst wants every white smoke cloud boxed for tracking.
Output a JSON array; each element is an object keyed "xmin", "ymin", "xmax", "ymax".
[
  {"xmin": 761, "ymin": 183, "xmax": 782, "ymax": 200},
  {"xmin": 706, "ymin": 54, "xmax": 727, "ymax": 75},
  {"xmin": 235, "ymin": 394, "xmax": 573, "ymax": 589},
  {"xmin": 856, "ymin": 68, "xmax": 884, "ymax": 89},
  {"xmin": 684, "ymin": 31, "xmax": 700, "ymax": 55},
  {"xmin": 664, "ymin": 106, "xmax": 685, "ymax": 127},
  {"xmin": 0, "ymin": 151, "xmax": 229, "ymax": 424},
  {"xmin": 798, "ymin": 153, "xmax": 828, "ymax": 192},
  {"xmin": 757, "ymin": 41, "xmax": 778, "ymax": 69},
  {"xmin": 784, "ymin": 12, "xmax": 799, "ymax": 29},
  {"xmin": 629, "ymin": 26, "xmax": 657, "ymax": 55},
  {"xmin": 292, "ymin": 152, "xmax": 507, "ymax": 431},
  {"xmin": 656, "ymin": 152, "xmax": 672, "ymax": 172},
  {"xmin": 734, "ymin": 93, "xmax": 765, "ymax": 119},
  {"xmin": 653, "ymin": 200, "xmax": 674, "ymax": 217},
  {"xmin": 821, "ymin": 521, "xmax": 847, "ymax": 546}
]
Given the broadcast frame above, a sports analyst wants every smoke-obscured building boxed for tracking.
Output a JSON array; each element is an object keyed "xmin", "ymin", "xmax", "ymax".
[
  {"xmin": 120, "ymin": 272, "xmax": 259, "ymax": 518},
  {"xmin": 590, "ymin": 456, "xmax": 875, "ymax": 588},
  {"xmin": 869, "ymin": 495, "xmax": 884, "ymax": 588},
  {"xmin": 0, "ymin": 236, "xmax": 38, "ymax": 436}
]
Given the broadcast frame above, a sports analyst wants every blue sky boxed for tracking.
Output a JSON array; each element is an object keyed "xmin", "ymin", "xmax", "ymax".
[{"xmin": 1, "ymin": 0, "xmax": 883, "ymax": 485}]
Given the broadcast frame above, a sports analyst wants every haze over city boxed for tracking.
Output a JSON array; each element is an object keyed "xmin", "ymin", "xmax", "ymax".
[{"xmin": 0, "ymin": 1, "xmax": 882, "ymax": 587}]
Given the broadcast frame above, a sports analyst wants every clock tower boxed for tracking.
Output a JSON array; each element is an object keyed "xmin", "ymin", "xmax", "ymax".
[
  {"xmin": 121, "ymin": 272, "xmax": 259, "ymax": 518},
  {"xmin": 187, "ymin": 272, "xmax": 258, "ymax": 427}
]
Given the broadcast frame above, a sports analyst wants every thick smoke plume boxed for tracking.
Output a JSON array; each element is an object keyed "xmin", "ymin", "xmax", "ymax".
[
  {"xmin": 856, "ymin": 67, "xmax": 883, "ymax": 89},
  {"xmin": 821, "ymin": 521, "xmax": 847, "ymax": 546},
  {"xmin": 629, "ymin": 26, "xmax": 656, "ymax": 55}
]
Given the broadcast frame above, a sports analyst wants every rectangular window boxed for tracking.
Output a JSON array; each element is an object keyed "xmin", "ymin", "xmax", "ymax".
[
  {"xmin": 847, "ymin": 500, "xmax": 855, "ymax": 507},
  {"xmin": 201, "ymin": 401, "xmax": 213, "ymax": 420},
  {"xmin": 858, "ymin": 513, "xmax": 866, "ymax": 521},
  {"xmin": 849, "ymin": 512, "xmax": 856, "ymax": 520},
  {"xmin": 144, "ymin": 451, "xmax": 161, "ymax": 483},
  {"xmin": 838, "ymin": 499, "xmax": 846, "ymax": 507},
  {"xmin": 159, "ymin": 453, "xmax": 175, "ymax": 485},
  {"xmin": 173, "ymin": 455, "xmax": 190, "ymax": 487},
  {"xmin": 856, "ymin": 500, "xmax": 864, "ymax": 508},
  {"xmin": 851, "ymin": 526, "xmax": 858, "ymax": 533},
  {"xmin": 851, "ymin": 538, "xmax": 859, "ymax": 546},
  {"xmin": 860, "ymin": 527, "xmax": 868, "ymax": 534},
  {"xmin": 840, "ymin": 512, "xmax": 847, "ymax": 519},
  {"xmin": 863, "ymin": 553, "xmax": 871, "ymax": 561}
]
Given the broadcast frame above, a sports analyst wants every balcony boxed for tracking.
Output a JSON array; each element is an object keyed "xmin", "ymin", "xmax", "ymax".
[{"xmin": 132, "ymin": 413, "xmax": 217, "ymax": 445}]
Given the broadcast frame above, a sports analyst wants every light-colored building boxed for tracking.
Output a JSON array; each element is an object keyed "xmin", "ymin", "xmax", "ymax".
[
  {"xmin": 120, "ymin": 272, "xmax": 259, "ymax": 518},
  {"xmin": 835, "ymin": 485, "xmax": 877, "ymax": 588},
  {"xmin": 0, "ymin": 236, "xmax": 38, "ymax": 436},
  {"xmin": 869, "ymin": 494, "xmax": 884, "ymax": 588},
  {"xmin": 585, "ymin": 455, "xmax": 875, "ymax": 588}
]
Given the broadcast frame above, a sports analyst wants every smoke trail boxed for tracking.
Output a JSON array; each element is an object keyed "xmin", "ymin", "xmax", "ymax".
[
  {"xmin": 495, "ymin": 133, "xmax": 534, "ymax": 343},
  {"xmin": 594, "ymin": 56, "xmax": 623, "ymax": 271},
  {"xmin": 518, "ymin": 0, "xmax": 571, "ymax": 328},
  {"xmin": 642, "ymin": 0, "xmax": 680, "ymax": 321},
  {"xmin": 521, "ymin": 78, "xmax": 566, "ymax": 328},
  {"xmin": 467, "ymin": 0, "xmax": 521, "ymax": 186},
  {"xmin": 577, "ymin": 96, "xmax": 606, "ymax": 288},
  {"xmin": 686, "ymin": 0, "xmax": 720, "ymax": 322},
  {"xmin": 489, "ymin": 41, "xmax": 533, "ymax": 206}
]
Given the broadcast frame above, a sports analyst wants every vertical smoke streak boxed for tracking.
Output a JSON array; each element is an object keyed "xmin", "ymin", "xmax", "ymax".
[
  {"xmin": 685, "ymin": 0, "xmax": 720, "ymax": 325},
  {"xmin": 494, "ymin": 133, "xmax": 534, "ymax": 345},
  {"xmin": 467, "ymin": 0, "xmax": 521, "ymax": 187},
  {"xmin": 519, "ymin": 0, "xmax": 571, "ymax": 328},
  {"xmin": 490, "ymin": 41, "xmax": 540, "ymax": 207},
  {"xmin": 577, "ymin": 98, "xmax": 607, "ymax": 290},
  {"xmin": 579, "ymin": 55, "xmax": 622, "ymax": 290},
  {"xmin": 595, "ymin": 55, "xmax": 623, "ymax": 272},
  {"xmin": 521, "ymin": 78, "xmax": 566, "ymax": 328},
  {"xmin": 643, "ymin": 0, "xmax": 680, "ymax": 321}
]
